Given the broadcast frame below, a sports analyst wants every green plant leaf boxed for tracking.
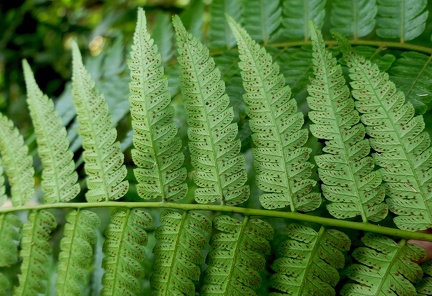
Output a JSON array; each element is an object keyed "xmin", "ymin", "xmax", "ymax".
[
  {"xmin": 227, "ymin": 16, "xmax": 321, "ymax": 211},
  {"xmin": 209, "ymin": 0, "xmax": 242, "ymax": 49},
  {"xmin": 0, "ymin": 160, "xmax": 6, "ymax": 207},
  {"xmin": 129, "ymin": 8, "xmax": 187, "ymax": 202},
  {"xmin": 0, "ymin": 114, "xmax": 34, "ymax": 207},
  {"xmin": 0, "ymin": 213, "xmax": 22, "ymax": 267},
  {"xmin": 417, "ymin": 261, "xmax": 432, "ymax": 295},
  {"xmin": 23, "ymin": 60, "xmax": 80, "ymax": 204},
  {"xmin": 71, "ymin": 41, "xmax": 129, "ymax": 202},
  {"xmin": 270, "ymin": 224, "xmax": 350, "ymax": 295},
  {"xmin": 173, "ymin": 15, "xmax": 250, "ymax": 206},
  {"xmin": 242, "ymin": 0, "xmax": 281, "ymax": 44}
]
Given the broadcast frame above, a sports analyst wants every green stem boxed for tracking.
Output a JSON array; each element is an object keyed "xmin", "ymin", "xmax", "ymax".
[{"xmin": 3, "ymin": 202, "xmax": 432, "ymax": 242}]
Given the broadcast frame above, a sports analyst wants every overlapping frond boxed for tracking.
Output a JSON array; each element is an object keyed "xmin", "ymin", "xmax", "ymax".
[
  {"xmin": 417, "ymin": 261, "xmax": 432, "ymax": 295},
  {"xmin": 71, "ymin": 41, "xmax": 129, "ymax": 202},
  {"xmin": 0, "ymin": 213, "xmax": 22, "ymax": 266},
  {"xmin": 208, "ymin": 0, "xmax": 241, "ymax": 49},
  {"xmin": 102, "ymin": 209, "xmax": 152, "ymax": 295},
  {"xmin": 376, "ymin": 0, "xmax": 429, "ymax": 42},
  {"xmin": 23, "ymin": 60, "xmax": 80, "ymax": 204},
  {"xmin": 0, "ymin": 114, "xmax": 34, "ymax": 207},
  {"xmin": 129, "ymin": 8, "xmax": 187, "ymax": 202},
  {"xmin": 330, "ymin": 0, "xmax": 377, "ymax": 39},
  {"xmin": 56, "ymin": 210, "xmax": 100, "ymax": 295},
  {"xmin": 270, "ymin": 224, "xmax": 350, "ymax": 295},
  {"xmin": 335, "ymin": 33, "xmax": 432, "ymax": 231},
  {"xmin": 341, "ymin": 233, "xmax": 425, "ymax": 295},
  {"xmin": 202, "ymin": 216, "xmax": 273, "ymax": 295},
  {"xmin": 151, "ymin": 210, "xmax": 211, "ymax": 295},
  {"xmin": 15, "ymin": 210, "xmax": 57, "ymax": 295},
  {"xmin": 389, "ymin": 51, "xmax": 432, "ymax": 114},
  {"xmin": 308, "ymin": 22, "xmax": 386, "ymax": 222},
  {"xmin": 227, "ymin": 16, "xmax": 320, "ymax": 211},
  {"xmin": 242, "ymin": 0, "xmax": 281, "ymax": 44},
  {"xmin": 173, "ymin": 15, "xmax": 250, "ymax": 206},
  {"xmin": 281, "ymin": 0, "xmax": 326, "ymax": 40}
]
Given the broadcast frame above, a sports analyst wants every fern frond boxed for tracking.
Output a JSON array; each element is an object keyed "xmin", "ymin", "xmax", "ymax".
[
  {"xmin": 102, "ymin": 208, "xmax": 152, "ymax": 295},
  {"xmin": 0, "ymin": 114, "xmax": 34, "ymax": 207},
  {"xmin": 151, "ymin": 210, "xmax": 211, "ymax": 295},
  {"xmin": 389, "ymin": 51, "xmax": 432, "ymax": 114},
  {"xmin": 202, "ymin": 215, "xmax": 273, "ymax": 295},
  {"xmin": 227, "ymin": 16, "xmax": 321, "ymax": 211},
  {"xmin": 376, "ymin": 0, "xmax": 429, "ymax": 42},
  {"xmin": 270, "ymin": 224, "xmax": 350, "ymax": 295},
  {"xmin": 416, "ymin": 261, "xmax": 432, "ymax": 295},
  {"xmin": 242, "ymin": 0, "xmax": 281, "ymax": 44},
  {"xmin": 0, "ymin": 273, "xmax": 10, "ymax": 295},
  {"xmin": 335, "ymin": 33, "xmax": 432, "ymax": 231},
  {"xmin": 71, "ymin": 41, "xmax": 129, "ymax": 202},
  {"xmin": 22, "ymin": 60, "xmax": 80, "ymax": 204},
  {"xmin": 173, "ymin": 15, "xmax": 250, "ymax": 206},
  {"xmin": 308, "ymin": 23, "xmax": 387, "ymax": 222},
  {"xmin": 0, "ymin": 160, "xmax": 6, "ymax": 206},
  {"xmin": 281, "ymin": 0, "xmax": 326, "ymax": 40},
  {"xmin": 15, "ymin": 210, "xmax": 57, "ymax": 295},
  {"xmin": 209, "ymin": 0, "xmax": 242, "ymax": 49},
  {"xmin": 330, "ymin": 0, "xmax": 377, "ymax": 39},
  {"xmin": 0, "ymin": 213, "xmax": 22, "ymax": 266},
  {"xmin": 129, "ymin": 8, "xmax": 187, "ymax": 202},
  {"xmin": 348, "ymin": 45, "xmax": 395, "ymax": 72},
  {"xmin": 341, "ymin": 233, "xmax": 424, "ymax": 295},
  {"xmin": 56, "ymin": 210, "xmax": 100, "ymax": 295}
]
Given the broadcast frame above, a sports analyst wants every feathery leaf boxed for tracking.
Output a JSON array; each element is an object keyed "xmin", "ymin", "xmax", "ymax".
[
  {"xmin": 71, "ymin": 41, "xmax": 129, "ymax": 202},
  {"xmin": 151, "ymin": 210, "xmax": 211, "ymax": 295},
  {"xmin": 242, "ymin": 0, "xmax": 281, "ymax": 44},
  {"xmin": 202, "ymin": 216, "xmax": 273, "ymax": 295},
  {"xmin": 0, "ymin": 114, "xmax": 34, "ymax": 207},
  {"xmin": 270, "ymin": 224, "xmax": 350, "ymax": 295},
  {"xmin": 227, "ymin": 16, "xmax": 321, "ymax": 211},
  {"xmin": 308, "ymin": 22, "xmax": 387, "ymax": 222},
  {"xmin": 173, "ymin": 15, "xmax": 250, "ymax": 206},
  {"xmin": 101, "ymin": 209, "xmax": 152, "ymax": 296},
  {"xmin": 209, "ymin": 0, "xmax": 242, "ymax": 49},
  {"xmin": 23, "ymin": 59, "xmax": 80, "ymax": 204},
  {"xmin": 0, "ymin": 213, "xmax": 22, "ymax": 267},
  {"xmin": 335, "ymin": 33, "xmax": 432, "ymax": 231}
]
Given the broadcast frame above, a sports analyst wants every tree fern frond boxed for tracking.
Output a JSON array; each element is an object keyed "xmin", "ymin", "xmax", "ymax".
[
  {"xmin": 417, "ymin": 261, "xmax": 432, "ymax": 295},
  {"xmin": 56, "ymin": 210, "xmax": 100, "ymax": 295},
  {"xmin": 129, "ymin": 8, "xmax": 187, "ymax": 202},
  {"xmin": 0, "ymin": 213, "xmax": 22, "ymax": 266},
  {"xmin": 0, "ymin": 160, "xmax": 6, "ymax": 207},
  {"xmin": 349, "ymin": 45, "xmax": 395, "ymax": 72},
  {"xmin": 173, "ymin": 15, "xmax": 250, "ymax": 206},
  {"xmin": 341, "ymin": 233, "xmax": 425, "ymax": 295},
  {"xmin": 308, "ymin": 22, "xmax": 387, "ymax": 222},
  {"xmin": 151, "ymin": 210, "xmax": 211, "ymax": 295},
  {"xmin": 270, "ymin": 224, "xmax": 350, "ymax": 295},
  {"xmin": 330, "ymin": 0, "xmax": 377, "ymax": 39},
  {"xmin": 389, "ymin": 51, "xmax": 432, "ymax": 114},
  {"xmin": 102, "ymin": 209, "xmax": 152, "ymax": 295},
  {"xmin": 209, "ymin": 0, "xmax": 242, "ymax": 49},
  {"xmin": 202, "ymin": 215, "xmax": 273, "ymax": 295},
  {"xmin": 376, "ymin": 0, "xmax": 429, "ymax": 42},
  {"xmin": 242, "ymin": 0, "xmax": 281, "ymax": 44},
  {"xmin": 280, "ymin": 0, "xmax": 326, "ymax": 40},
  {"xmin": 0, "ymin": 114, "xmax": 34, "ymax": 207},
  {"xmin": 71, "ymin": 41, "xmax": 129, "ymax": 202},
  {"xmin": 22, "ymin": 60, "xmax": 80, "ymax": 204},
  {"xmin": 227, "ymin": 16, "xmax": 321, "ymax": 211},
  {"xmin": 15, "ymin": 210, "xmax": 57, "ymax": 296},
  {"xmin": 335, "ymin": 33, "xmax": 432, "ymax": 231}
]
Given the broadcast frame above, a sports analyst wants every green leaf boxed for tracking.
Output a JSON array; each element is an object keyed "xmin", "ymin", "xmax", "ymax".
[
  {"xmin": 0, "ymin": 213, "xmax": 22, "ymax": 267},
  {"xmin": 151, "ymin": 210, "xmax": 211, "ymax": 295},
  {"xmin": 23, "ymin": 59, "xmax": 80, "ymax": 204},
  {"xmin": 416, "ymin": 261, "xmax": 432, "ymax": 295},
  {"xmin": 173, "ymin": 15, "xmax": 250, "ymax": 206},
  {"xmin": 0, "ymin": 114, "xmax": 34, "ymax": 207},
  {"xmin": 129, "ymin": 8, "xmax": 187, "ymax": 202},
  {"xmin": 308, "ymin": 22, "xmax": 387, "ymax": 222},
  {"xmin": 227, "ymin": 16, "xmax": 321, "ymax": 211},
  {"xmin": 242, "ymin": 0, "xmax": 281, "ymax": 44},
  {"xmin": 330, "ymin": 0, "xmax": 377, "ymax": 39},
  {"xmin": 209, "ymin": 0, "xmax": 242, "ymax": 49},
  {"xmin": 0, "ymin": 160, "xmax": 6, "ymax": 207},
  {"xmin": 341, "ymin": 233, "xmax": 425, "ymax": 295},
  {"xmin": 202, "ymin": 216, "xmax": 273, "ymax": 295},
  {"xmin": 376, "ymin": 0, "xmax": 429, "ymax": 42},
  {"xmin": 335, "ymin": 32, "xmax": 432, "ymax": 231},
  {"xmin": 15, "ymin": 210, "xmax": 57, "ymax": 296},
  {"xmin": 101, "ymin": 209, "xmax": 152, "ymax": 295},
  {"xmin": 270, "ymin": 224, "xmax": 350, "ymax": 295},
  {"xmin": 56, "ymin": 210, "xmax": 100, "ymax": 295},
  {"xmin": 71, "ymin": 41, "xmax": 129, "ymax": 202},
  {"xmin": 0, "ymin": 273, "xmax": 10, "ymax": 295}
]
